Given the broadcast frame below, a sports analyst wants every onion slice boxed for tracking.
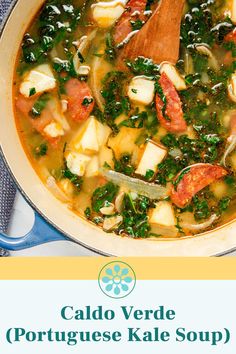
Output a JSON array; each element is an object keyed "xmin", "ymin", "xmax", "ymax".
[
  {"xmin": 180, "ymin": 214, "xmax": 219, "ymax": 231},
  {"xmin": 101, "ymin": 169, "xmax": 170, "ymax": 199},
  {"xmin": 195, "ymin": 44, "xmax": 219, "ymax": 71},
  {"xmin": 46, "ymin": 176, "xmax": 71, "ymax": 203},
  {"xmin": 90, "ymin": 45, "xmax": 113, "ymax": 111},
  {"xmin": 221, "ymin": 135, "xmax": 236, "ymax": 167}
]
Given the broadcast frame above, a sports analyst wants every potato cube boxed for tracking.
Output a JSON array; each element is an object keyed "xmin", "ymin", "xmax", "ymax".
[
  {"xmin": 149, "ymin": 201, "xmax": 176, "ymax": 227},
  {"xmin": 20, "ymin": 64, "xmax": 56, "ymax": 97},
  {"xmin": 135, "ymin": 141, "xmax": 167, "ymax": 176},
  {"xmin": 128, "ymin": 76, "xmax": 155, "ymax": 105},
  {"xmin": 92, "ymin": 1, "xmax": 125, "ymax": 28},
  {"xmin": 66, "ymin": 152, "xmax": 91, "ymax": 176},
  {"xmin": 160, "ymin": 62, "xmax": 186, "ymax": 91}
]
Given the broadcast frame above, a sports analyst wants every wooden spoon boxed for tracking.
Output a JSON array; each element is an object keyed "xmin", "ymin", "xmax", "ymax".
[{"xmin": 118, "ymin": 0, "xmax": 185, "ymax": 66}]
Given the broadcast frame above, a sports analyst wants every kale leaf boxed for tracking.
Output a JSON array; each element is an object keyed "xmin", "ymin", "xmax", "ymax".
[
  {"xmin": 181, "ymin": 3, "xmax": 214, "ymax": 48},
  {"xmin": 126, "ymin": 56, "xmax": 159, "ymax": 76},
  {"xmin": 104, "ymin": 33, "xmax": 116, "ymax": 62},
  {"xmin": 29, "ymin": 93, "xmax": 50, "ymax": 118},
  {"xmin": 114, "ymin": 154, "xmax": 135, "ymax": 176},
  {"xmin": 21, "ymin": 0, "xmax": 81, "ymax": 66},
  {"xmin": 101, "ymin": 71, "xmax": 130, "ymax": 130},
  {"xmin": 33, "ymin": 143, "xmax": 48, "ymax": 157},
  {"xmin": 92, "ymin": 182, "xmax": 119, "ymax": 213},
  {"xmin": 63, "ymin": 167, "xmax": 83, "ymax": 192},
  {"xmin": 117, "ymin": 194, "xmax": 153, "ymax": 238}
]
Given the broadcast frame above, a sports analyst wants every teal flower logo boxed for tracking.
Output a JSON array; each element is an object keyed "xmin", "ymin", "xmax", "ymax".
[{"xmin": 98, "ymin": 261, "xmax": 136, "ymax": 298}]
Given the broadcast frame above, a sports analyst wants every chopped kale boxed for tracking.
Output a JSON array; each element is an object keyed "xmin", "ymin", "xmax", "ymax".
[
  {"xmin": 184, "ymin": 187, "xmax": 231, "ymax": 222},
  {"xmin": 211, "ymin": 19, "xmax": 233, "ymax": 44},
  {"xmin": 104, "ymin": 33, "xmax": 116, "ymax": 62},
  {"xmin": 155, "ymin": 78, "xmax": 169, "ymax": 121},
  {"xmin": 192, "ymin": 53, "xmax": 209, "ymax": 73},
  {"xmin": 77, "ymin": 51, "xmax": 85, "ymax": 63},
  {"xmin": 93, "ymin": 216, "xmax": 104, "ymax": 225},
  {"xmin": 155, "ymin": 156, "xmax": 186, "ymax": 186},
  {"xmin": 173, "ymin": 167, "xmax": 191, "ymax": 189},
  {"xmin": 63, "ymin": 167, "xmax": 83, "ymax": 192},
  {"xmin": 224, "ymin": 175, "xmax": 236, "ymax": 187},
  {"xmin": 53, "ymin": 54, "xmax": 79, "ymax": 93},
  {"xmin": 119, "ymin": 110, "xmax": 148, "ymax": 129},
  {"xmin": 29, "ymin": 87, "xmax": 36, "ymax": 97},
  {"xmin": 145, "ymin": 0, "xmax": 155, "ymax": 11},
  {"xmin": 29, "ymin": 93, "xmax": 50, "ymax": 118},
  {"xmin": 53, "ymin": 57, "xmax": 77, "ymax": 77},
  {"xmin": 181, "ymin": 2, "xmax": 214, "ymax": 48},
  {"xmin": 82, "ymin": 97, "xmax": 94, "ymax": 106},
  {"xmin": 33, "ymin": 143, "xmax": 48, "ymax": 157},
  {"xmin": 161, "ymin": 130, "xmax": 223, "ymax": 167},
  {"xmin": 175, "ymin": 216, "xmax": 185, "ymax": 235},
  {"xmin": 101, "ymin": 71, "xmax": 130, "ymax": 129},
  {"xmin": 114, "ymin": 154, "xmax": 135, "ymax": 176},
  {"xmin": 161, "ymin": 133, "xmax": 179, "ymax": 148},
  {"xmin": 20, "ymin": 0, "xmax": 81, "ymax": 67},
  {"xmin": 145, "ymin": 169, "xmax": 155, "ymax": 181},
  {"xmin": 84, "ymin": 207, "xmax": 91, "ymax": 219},
  {"xmin": 126, "ymin": 56, "xmax": 159, "ymax": 76},
  {"xmin": 192, "ymin": 195, "xmax": 211, "ymax": 221},
  {"xmin": 119, "ymin": 108, "xmax": 158, "ymax": 144},
  {"xmin": 130, "ymin": 19, "xmax": 144, "ymax": 31},
  {"xmin": 117, "ymin": 194, "xmax": 153, "ymax": 238},
  {"xmin": 92, "ymin": 182, "xmax": 119, "ymax": 213},
  {"xmin": 218, "ymin": 196, "xmax": 231, "ymax": 214}
]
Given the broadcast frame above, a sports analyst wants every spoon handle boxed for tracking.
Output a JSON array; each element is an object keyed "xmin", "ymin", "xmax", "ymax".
[{"xmin": 119, "ymin": 0, "xmax": 185, "ymax": 64}]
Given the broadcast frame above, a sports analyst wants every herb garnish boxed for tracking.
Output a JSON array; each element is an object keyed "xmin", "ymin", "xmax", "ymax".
[
  {"xmin": 62, "ymin": 167, "xmax": 83, "ymax": 192},
  {"xmin": 104, "ymin": 33, "xmax": 116, "ymax": 62},
  {"xmin": 29, "ymin": 88, "xmax": 36, "ymax": 97},
  {"xmin": 82, "ymin": 97, "xmax": 94, "ymax": 106},
  {"xmin": 92, "ymin": 182, "xmax": 119, "ymax": 213},
  {"xmin": 114, "ymin": 154, "xmax": 135, "ymax": 176},
  {"xmin": 173, "ymin": 167, "xmax": 191, "ymax": 189},
  {"xmin": 20, "ymin": 0, "xmax": 82, "ymax": 67},
  {"xmin": 155, "ymin": 79, "xmax": 169, "ymax": 121},
  {"xmin": 101, "ymin": 71, "xmax": 130, "ymax": 130},
  {"xmin": 126, "ymin": 56, "xmax": 159, "ymax": 75},
  {"xmin": 29, "ymin": 93, "xmax": 50, "ymax": 118},
  {"xmin": 77, "ymin": 51, "xmax": 85, "ymax": 63},
  {"xmin": 84, "ymin": 207, "xmax": 91, "ymax": 219},
  {"xmin": 33, "ymin": 143, "xmax": 48, "ymax": 157},
  {"xmin": 130, "ymin": 19, "xmax": 144, "ymax": 31},
  {"xmin": 117, "ymin": 194, "xmax": 154, "ymax": 238}
]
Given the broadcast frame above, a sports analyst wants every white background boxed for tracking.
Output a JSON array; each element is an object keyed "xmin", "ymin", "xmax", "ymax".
[{"xmin": 0, "ymin": 280, "xmax": 235, "ymax": 353}]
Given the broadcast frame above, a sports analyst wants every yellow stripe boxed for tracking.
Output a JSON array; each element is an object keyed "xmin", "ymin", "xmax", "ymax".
[{"xmin": 0, "ymin": 258, "xmax": 236, "ymax": 280}]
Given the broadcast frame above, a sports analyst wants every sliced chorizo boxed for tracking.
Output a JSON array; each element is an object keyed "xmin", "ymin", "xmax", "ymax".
[
  {"xmin": 171, "ymin": 163, "xmax": 228, "ymax": 208},
  {"xmin": 155, "ymin": 72, "xmax": 187, "ymax": 133},
  {"xmin": 65, "ymin": 78, "xmax": 94, "ymax": 122},
  {"xmin": 224, "ymin": 28, "xmax": 236, "ymax": 43},
  {"xmin": 113, "ymin": 0, "xmax": 148, "ymax": 45},
  {"xmin": 16, "ymin": 95, "xmax": 59, "ymax": 146}
]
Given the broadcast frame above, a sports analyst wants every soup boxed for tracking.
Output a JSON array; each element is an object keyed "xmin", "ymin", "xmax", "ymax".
[{"xmin": 14, "ymin": 0, "xmax": 236, "ymax": 239}]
